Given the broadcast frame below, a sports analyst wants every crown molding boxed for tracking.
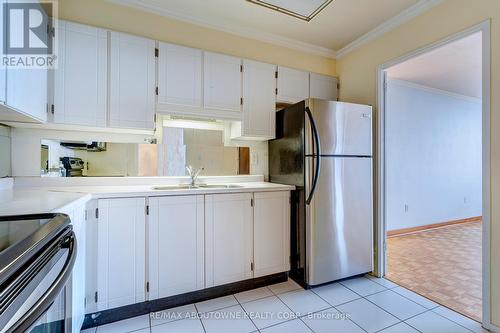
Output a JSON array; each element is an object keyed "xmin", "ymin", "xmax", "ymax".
[
  {"xmin": 336, "ymin": 0, "xmax": 443, "ymax": 59},
  {"xmin": 106, "ymin": 0, "xmax": 337, "ymax": 59},
  {"xmin": 388, "ymin": 78, "xmax": 482, "ymax": 104}
]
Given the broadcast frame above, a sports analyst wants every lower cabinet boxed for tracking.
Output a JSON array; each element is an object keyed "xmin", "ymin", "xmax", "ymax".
[
  {"xmin": 205, "ymin": 193, "xmax": 254, "ymax": 287},
  {"xmin": 253, "ymin": 191, "xmax": 290, "ymax": 277},
  {"xmin": 148, "ymin": 195, "xmax": 205, "ymax": 299},
  {"xmin": 57, "ymin": 203, "xmax": 86, "ymax": 333},
  {"xmin": 96, "ymin": 198, "xmax": 146, "ymax": 310},
  {"xmin": 85, "ymin": 191, "xmax": 290, "ymax": 314}
]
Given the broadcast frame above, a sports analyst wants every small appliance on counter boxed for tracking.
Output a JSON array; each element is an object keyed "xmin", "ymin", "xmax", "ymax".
[
  {"xmin": 60, "ymin": 157, "xmax": 85, "ymax": 177},
  {"xmin": 0, "ymin": 213, "xmax": 76, "ymax": 332},
  {"xmin": 269, "ymin": 99, "xmax": 374, "ymax": 288}
]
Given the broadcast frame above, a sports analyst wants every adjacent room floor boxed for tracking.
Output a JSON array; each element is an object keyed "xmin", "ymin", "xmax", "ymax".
[
  {"xmin": 386, "ymin": 221, "xmax": 482, "ymax": 322},
  {"xmin": 81, "ymin": 276, "xmax": 485, "ymax": 333}
]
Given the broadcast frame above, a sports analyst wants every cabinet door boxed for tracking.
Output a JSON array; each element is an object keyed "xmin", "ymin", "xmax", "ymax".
[
  {"xmin": 70, "ymin": 205, "xmax": 86, "ymax": 333},
  {"xmin": 310, "ymin": 73, "xmax": 338, "ymax": 101},
  {"xmin": 97, "ymin": 198, "xmax": 146, "ymax": 310},
  {"xmin": 4, "ymin": 1, "xmax": 47, "ymax": 122},
  {"xmin": 276, "ymin": 66, "xmax": 309, "ymax": 104},
  {"xmin": 109, "ymin": 32, "xmax": 155, "ymax": 129},
  {"xmin": 204, "ymin": 52, "xmax": 242, "ymax": 118},
  {"xmin": 158, "ymin": 42, "xmax": 202, "ymax": 110},
  {"xmin": 149, "ymin": 196, "xmax": 204, "ymax": 299},
  {"xmin": 241, "ymin": 59, "xmax": 276, "ymax": 138},
  {"xmin": 54, "ymin": 21, "xmax": 107, "ymax": 126},
  {"xmin": 84, "ymin": 200, "xmax": 98, "ymax": 314},
  {"xmin": 0, "ymin": 1, "xmax": 5, "ymax": 104},
  {"xmin": 205, "ymin": 193, "xmax": 253, "ymax": 287},
  {"xmin": 254, "ymin": 192, "xmax": 290, "ymax": 277}
]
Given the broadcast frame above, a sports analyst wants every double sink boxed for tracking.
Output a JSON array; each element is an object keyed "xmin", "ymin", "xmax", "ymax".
[{"xmin": 152, "ymin": 184, "xmax": 243, "ymax": 191}]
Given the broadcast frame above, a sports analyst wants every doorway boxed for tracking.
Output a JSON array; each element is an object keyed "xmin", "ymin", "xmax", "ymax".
[{"xmin": 376, "ymin": 21, "xmax": 491, "ymax": 326}]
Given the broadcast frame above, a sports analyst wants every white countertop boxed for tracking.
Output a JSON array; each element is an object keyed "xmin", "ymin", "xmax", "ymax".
[{"xmin": 0, "ymin": 180, "xmax": 294, "ymax": 216}]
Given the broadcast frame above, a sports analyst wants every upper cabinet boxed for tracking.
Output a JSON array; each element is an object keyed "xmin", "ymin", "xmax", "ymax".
[
  {"xmin": 203, "ymin": 52, "xmax": 242, "ymax": 119},
  {"xmin": 0, "ymin": 1, "xmax": 48, "ymax": 123},
  {"xmin": 109, "ymin": 32, "xmax": 156, "ymax": 130},
  {"xmin": 0, "ymin": 2, "xmax": 4, "ymax": 104},
  {"xmin": 276, "ymin": 66, "xmax": 309, "ymax": 104},
  {"xmin": 310, "ymin": 73, "xmax": 338, "ymax": 101},
  {"xmin": 231, "ymin": 59, "xmax": 276, "ymax": 140},
  {"xmin": 53, "ymin": 21, "xmax": 107, "ymax": 127},
  {"xmin": 157, "ymin": 42, "xmax": 203, "ymax": 112}
]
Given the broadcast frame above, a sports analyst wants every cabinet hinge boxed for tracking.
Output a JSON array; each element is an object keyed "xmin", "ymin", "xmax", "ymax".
[
  {"xmin": 51, "ymin": 104, "xmax": 55, "ymax": 115},
  {"xmin": 275, "ymin": 88, "xmax": 278, "ymax": 95},
  {"xmin": 250, "ymin": 262, "xmax": 254, "ymax": 271},
  {"xmin": 146, "ymin": 282, "xmax": 150, "ymax": 292},
  {"xmin": 240, "ymin": 97, "xmax": 243, "ymax": 105},
  {"xmin": 250, "ymin": 198, "xmax": 254, "ymax": 207},
  {"xmin": 155, "ymin": 87, "xmax": 159, "ymax": 95},
  {"xmin": 85, "ymin": 210, "xmax": 88, "ymax": 221},
  {"xmin": 95, "ymin": 208, "xmax": 99, "ymax": 219},
  {"xmin": 337, "ymin": 83, "xmax": 340, "ymax": 90},
  {"xmin": 154, "ymin": 114, "xmax": 157, "ymax": 123},
  {"xmin": 155, "ymin": 48, "xmax": 159, "ymax": 57},
  {"xmin": 94, "ymin": 292, "xmax": 98, "ymax": 303},
  {"xmin": 275, "ymin": 71, "xmax": 278, "ymax": 79},
  {"xmin": 240, "ymin": 64, "xmax": 243, "ymax": 72},
  {"xmin": 146, "ymin": 205, "xmax": 149, "ymax": 215},
  {"xmin": 84, "ymin": 297, "xmax": 87, "ymax": 308}
]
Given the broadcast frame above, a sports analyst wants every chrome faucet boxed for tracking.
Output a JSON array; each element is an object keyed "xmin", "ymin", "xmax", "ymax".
[{"xmin": 186, "ymin": 165, "xmax": 204, "ymax": 187}]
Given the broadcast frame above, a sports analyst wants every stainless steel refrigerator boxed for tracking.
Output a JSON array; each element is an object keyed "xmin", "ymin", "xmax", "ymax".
[{"xmin": 269, "ymin": 99, "xmax": 373, "ymax": 287}]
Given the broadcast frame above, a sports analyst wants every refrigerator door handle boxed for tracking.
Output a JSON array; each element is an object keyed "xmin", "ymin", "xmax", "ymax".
[{"xmin": 305, "ymin": 107, "xmax": 321, "ymax": 205}]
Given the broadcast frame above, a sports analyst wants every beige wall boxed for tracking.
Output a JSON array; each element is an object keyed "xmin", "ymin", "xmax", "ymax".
[
  {"xmin": 58, "ymin": 0, "xmax": 335, "ymax": 76},
  {"xmin": 336, "ymin": 0, "xmax": 500, "ymax": 325}
]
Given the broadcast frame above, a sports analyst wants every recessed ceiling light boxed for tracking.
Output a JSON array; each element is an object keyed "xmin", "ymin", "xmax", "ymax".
[{"xmin": 246, "ymin": 0, "xmax": 333, "ymax": 22}]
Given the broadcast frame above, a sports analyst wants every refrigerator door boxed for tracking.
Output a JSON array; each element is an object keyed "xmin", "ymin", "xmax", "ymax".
[
  {"xmin": 306, "ymin": 156, "xmax": 373, "ymax": 286},
  {"xmin": 305, "ymin": 99, "xmax": 373, "ymax": 156}
]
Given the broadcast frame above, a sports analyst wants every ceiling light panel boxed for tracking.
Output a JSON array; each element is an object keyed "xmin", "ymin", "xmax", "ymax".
[{"xmin": 246, "ymin": 0, "xmax": 333, "ymax": 21}]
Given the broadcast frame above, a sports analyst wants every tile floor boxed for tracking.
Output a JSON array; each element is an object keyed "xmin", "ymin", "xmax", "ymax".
[
  {"xmin": 386, "ymin": 221, "xmax": 482, "ymax": 321},
  {"xmin": 81, "ymin": 275, "xmax": 487, "ymax": 333}
]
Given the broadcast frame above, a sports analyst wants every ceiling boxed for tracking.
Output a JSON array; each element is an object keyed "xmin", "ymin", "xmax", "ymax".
[
  {"xmin": 108, "ymin": 0, "xmax": 423, "ymax": 56},
  {"xmin": 386, "ymin": 32, "xmax": 482, "ymax": 98}
]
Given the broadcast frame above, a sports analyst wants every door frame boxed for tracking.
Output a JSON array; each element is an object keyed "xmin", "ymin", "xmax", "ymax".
[{"xmin": 375, "ymin": 20, "xmax": 492, "ymax": 329}]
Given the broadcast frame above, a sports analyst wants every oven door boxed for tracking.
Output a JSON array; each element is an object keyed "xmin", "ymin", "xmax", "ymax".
[{"xmin": 0, "ymin": 229, "xmax": 76, "ymax": 333}]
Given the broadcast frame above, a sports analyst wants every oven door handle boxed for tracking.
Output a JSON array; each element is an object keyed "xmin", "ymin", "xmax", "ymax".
[{"xmin": 7, "ymin": 231, "xmax": 77, "ymax": 333}]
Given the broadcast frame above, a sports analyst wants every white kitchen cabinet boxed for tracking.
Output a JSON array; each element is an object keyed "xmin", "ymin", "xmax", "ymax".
[
  {"xmin": 56, "ymin": 203, "xmax": 86, "ymax": 333},
  {"xmin": 0, "ymin": 1, "xmax": 48, "ymax": 123},
  {"xmin": 109, "ymin": 32, "xmax": 155, "ymax": 130},
  {"xmin": 84, "ymin": 200, "xmax": 98, "ymax": 314},
  {"xmin": 230, "ymin": 59, "xmax": 276, "ymax": 140},
  {"xmin": 148, "ymin": 195, "xmax": 205, "ymax": 299},
  {"xmin": 253, "ymin": 192, "xmax": 290, "ymax": 277},
  {"xmin": 205, "ymin": 193, "xmax": 253, "ymax": 287},
  {"xmin": 204, "ymin": 52, "xmax": 242, "ymax": 119},
  {"xmin": 157, "ymin": 42, "xmax": 203, "ymax": 113},
  {"xmin": 97, "ymin": 198, "xmax": 146, "ymax": 310},
  {"xmin": 0, "ymin": 1, "xmax": 5, "ymax": 105},
  {"xmin": 53, "ymin": 21, "xmax": 107, "ymax": 126},
  {"xmin": 276, "ymin": 66, "xmax": 309, "ymax": 104},
  {"xmin": 310, "ymin": 73, "xmax": 338, "ymax": 101}
]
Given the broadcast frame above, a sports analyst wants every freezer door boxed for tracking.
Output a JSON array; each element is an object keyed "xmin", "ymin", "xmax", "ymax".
[
  {"xmin": 306, "ymin": 156, "xmax": 373, "ymax": 286},
  {"xmin": 306, "ymin": 99, "xmax": 372, "ymax": 156}
]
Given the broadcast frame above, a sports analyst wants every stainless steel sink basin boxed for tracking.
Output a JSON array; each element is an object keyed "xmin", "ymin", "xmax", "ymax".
[
  {"xmin": 152, "ymin": 185, "xmax": 196, "ymax": 190},
  {"xmin": 152, "ymin": 184, "xmax": 243, "ymax": 190},
  {"xmin": 198, "ymin": 184, "xmax": 243, "ymax": 189}
]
